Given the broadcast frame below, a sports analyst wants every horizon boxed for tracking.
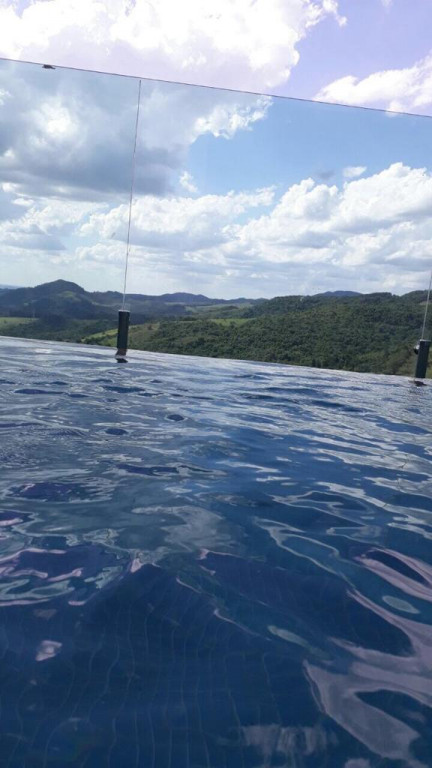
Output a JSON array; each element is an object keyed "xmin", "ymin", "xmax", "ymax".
[
  {"xmin": 1, "ymin": 277, "xmax": 429, "ymax": 302},
  {"xmin": 0, "ymin": 59, "xmax": 432, "ymax": 298}
]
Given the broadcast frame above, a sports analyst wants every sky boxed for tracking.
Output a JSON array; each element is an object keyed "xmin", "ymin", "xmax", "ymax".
[
  {"xmin": 1, "ymin": 0, "xmax": 431, "ymax": 114},
  {"xmin": 0, "ymin": 1, "xmax": 431, "ymax": 297}
]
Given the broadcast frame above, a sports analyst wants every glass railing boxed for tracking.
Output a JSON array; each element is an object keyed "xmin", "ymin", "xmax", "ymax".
[{"xmin": 0, "ymin": 58, "xmax": 431, "ymax": 374}]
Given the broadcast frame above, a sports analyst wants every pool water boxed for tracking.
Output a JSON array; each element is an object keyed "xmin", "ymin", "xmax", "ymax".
[{"xmin": 1, "ymin": 337, "xmax": 431, "ymax": 767}]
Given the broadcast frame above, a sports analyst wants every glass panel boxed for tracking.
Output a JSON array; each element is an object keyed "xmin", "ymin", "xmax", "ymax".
[
  {"xmin": 0, "ymin": 60, "xmax": 431, "ymax": 370},
  {"xmin": 0, "ymin": 59, "xmax": 138, "ymax": 342},
  {"xmin": 128, "ymin": 81, "xmax": 432, "ymax": 298},
  {"xmin": 125, "ymin": 77, "xmax": 432, "ymax": 371}
]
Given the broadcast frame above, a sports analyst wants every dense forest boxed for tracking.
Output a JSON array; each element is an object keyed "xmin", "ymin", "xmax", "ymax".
[
  {"xmin": 0, "ymin": 281, "xmax": 429, "ymax": 377},
  {"xmin": 86, "ymin": 292, "xmax": 428, "ymax": 375}
]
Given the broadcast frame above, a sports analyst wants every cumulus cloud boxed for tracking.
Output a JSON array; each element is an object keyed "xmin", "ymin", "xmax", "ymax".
[
  {"xmin": 228, "ymin": 163, "xmax": 432, "ymax": 252},
  {"xmin": 343, "ymin": 166, "xmax": 366, "ymax": 179},
  {"xmin": 73, "ymin": 163, "xmax": 432, "ymax": 296},
  {"xmin": 82, "ymin": 187, "xmax": 275, "ymax": 252},
  {"xmin": 316, "ymin": 53, "xmax": 432, "ymax": 114},
  {"xmin": 4, "ymin": 161, "xmax": 432, "ymax": 295},
  {"xmin": 216, "ymin": 163, "xmax": 432, "ymax": 293},
  {"xmin": 0, "ymin": 60, "xmax": 271, "ymax": 200},
  {"xmin": 137, "ymin": 86, "xmax": 271, "ymax": 151},
  {"xmin": 0, "ymin": 64, "xmax": 161, "ymax": 199},
  {"xmin": 179, "ymin": 172, "xmax": 198, "ymax": 194},
  {"xmin": 0, "ymin": 87, "xmax": 10, "ymax": 106},
  {"xmin": 3, "ymin": 156, "xmax": 432, "ymax": 297},
  {"xmin": 0, "ymin": 0, "xmax": 345, "ymax": 92},
  {"xmin": 0, "ymin": 197, "xmax": 102, "ymax": 234},
  {"xmin": 0, "ymin": 196, "xmax": 103, "ymax": 255}
]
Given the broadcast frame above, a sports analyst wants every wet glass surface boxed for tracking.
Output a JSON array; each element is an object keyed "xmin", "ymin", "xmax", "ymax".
[{"xmin": 0, "ymin": 337, "xmax": 431, "ymax": 766}]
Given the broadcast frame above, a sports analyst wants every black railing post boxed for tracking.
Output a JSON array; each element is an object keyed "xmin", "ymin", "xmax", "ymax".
[
  {"xmin": 116, "ymin": 309, "xmax": 130, "ymax": 360},
  {"xmin": 414, "ymin": 339, "xmax": 431, "ymax": 380}
]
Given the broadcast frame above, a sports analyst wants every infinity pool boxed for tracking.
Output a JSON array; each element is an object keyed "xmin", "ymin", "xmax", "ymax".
[{"xmin": 1, "ymin": 337, "xmax": 431, "ymax": 767}]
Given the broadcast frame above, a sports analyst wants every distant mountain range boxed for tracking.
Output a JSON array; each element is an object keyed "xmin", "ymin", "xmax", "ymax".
[
  {"xmin": 317, "ymin": 290, "xmax": 361, "ymax": 297},
  {"xmin": 0, "ymin": 280, "xmax": 364, "ymax": 320},
  {"xmin": 0, "ymin": 279, "xmax": 262, "ymax": 321}
]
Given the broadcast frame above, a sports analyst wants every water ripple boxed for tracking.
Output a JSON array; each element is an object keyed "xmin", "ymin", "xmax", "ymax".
[{"xmin": 0, "ymin": 337, "xmax": 431, "ymax": 767}]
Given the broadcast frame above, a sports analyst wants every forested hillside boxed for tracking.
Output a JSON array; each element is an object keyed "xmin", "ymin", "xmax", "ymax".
[
  {"xmin": 0, "ymin": 280, "xmax": 429, "ymax": 376},
  {"xmin": 0, "ymin": 279, "xmax": 258, "ymax": 321},
  {"xmin": 85, "ymin": 291, "xmax": 430, "ymax": 376}
]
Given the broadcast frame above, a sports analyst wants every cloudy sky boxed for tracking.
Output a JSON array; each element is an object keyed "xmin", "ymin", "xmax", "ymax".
[
  {"xmin": 0, "ymin": 1, "xmax": 431, "ymax": 297},
  {"xmin": 1, "ymin": 0, "xmax": 432, "ymax": 114}
]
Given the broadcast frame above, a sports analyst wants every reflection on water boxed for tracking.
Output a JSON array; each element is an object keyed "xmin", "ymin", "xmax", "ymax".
[{"xmin": 0, "ymin": 337, "xmax": 431, "ymax": 767}]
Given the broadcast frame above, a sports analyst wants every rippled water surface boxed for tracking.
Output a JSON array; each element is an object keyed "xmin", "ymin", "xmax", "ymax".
[{"xmin": 1, "ymin": 337, "xmax": 432, "ymax": 767}]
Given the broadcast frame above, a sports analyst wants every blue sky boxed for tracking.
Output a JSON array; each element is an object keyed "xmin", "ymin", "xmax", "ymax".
[
  {"xmin": 189, "ymin": 95, "xmax": 432, "ymax": 196},
  {"xmin": 286, "ymin": 0, "xmax": 432, "ymax": 102}
]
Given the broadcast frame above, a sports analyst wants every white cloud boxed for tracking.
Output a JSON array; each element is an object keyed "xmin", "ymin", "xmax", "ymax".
[
  {"xmin": 192, "ymin": 96, "xmax": 270, "ymax": 139},
  {"xmin": 82, "ymin": 187, "xmax": 275, "ymax": 252},
  {"xmin": 0, "ymin": 197, "xmax": 102, "ymax": 252},
  {"xmin": 0, "ymin": 0, "xmax": 345, "ymax": 92},
  {"xmin": 3, "ymin": 160, "xmax": 432, "ymax": 299},
  {"xmin": 215, "ymin": 163, "xmax": 432, "ymax": 294},
  {"xmin": 4, "ymin": 161, "xmax": 430, "ymax": 298},
  {"xmin": 179, "ymin": 172, "xmax": 198, "ymax": 194},
  {"xmin": 76, "ymin": 242, "xmax": 125, "ymax": 265},
  {"xmin": 73, "ymin": 163, "xmax": 432, "ymax": 296},
  {"xmin": 316, "ymin": 53, "xmax": 432, "ymax": 113},
  {"xmin": 0, "ymin": 62, "xmax": 272, "ymax": 200},
  {"xmin": 0, "ymin": 87, "xmax": 9, "ymax": 106},
  {"xmin": 343, "ymin": 166, "xmax": 366, "ymax": 179},
  {"xmin": 231, "ymin": 163, "xmax": 432, "ymax": 253},
  {"xmin": 12, "ymin": 197, "xmax": 34, "ymax": 208},
  {"xmin": 138, "ymin": 88, "xmax": 271, "ymax": 151},
  {"xmin": 336, "ymin": 164, "xmax": 432, "ymax": 228}
]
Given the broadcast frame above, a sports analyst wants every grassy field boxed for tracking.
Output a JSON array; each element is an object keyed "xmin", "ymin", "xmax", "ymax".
[
  {"xmin": 189, "ymin": 303, "xmax": 252, "ymax": 319},
  {"xmin": 0, "ymin": 317, "xmax": 34, "ymax": 331},
  {"xmin": 84, "ymin": 322, "xmax": 161, "ymax": 348},
  {"xmin": 0, "ymin": 316, "xmax": 113, "ymax": 343}
]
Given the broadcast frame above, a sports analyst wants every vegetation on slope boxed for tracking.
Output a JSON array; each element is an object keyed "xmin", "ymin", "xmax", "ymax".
[
  {"xmin": 84, "ymin": 292, "xmax": 429, "ymax": 376},
  {"xmin": 0, "ymin": 280, "xmax": 429, "ymax": 377},
  {"xmin": 0, "ymin": 280, "xmax": 259, "ymax": 321},
  {"xmin": 0, "ymin": 316, "xmax": 113, "ymax": 343}
]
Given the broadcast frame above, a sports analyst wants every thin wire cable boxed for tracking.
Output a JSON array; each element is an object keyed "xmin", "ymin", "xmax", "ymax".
[
  {"xmin": 122, "ymin": 78, "xmax": 142, "ymax": 310},
  {"xmin": 420, "ymin": 269, "xmax": 432, "ymax": 339},
  {"xmin": 2, "ymin": 54, "xmax": 432, "ymax": 121}
]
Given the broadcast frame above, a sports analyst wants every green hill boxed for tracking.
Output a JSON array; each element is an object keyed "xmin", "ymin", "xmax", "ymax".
[
  {"xmin": 85, "ymin": 291, "xmax": 430, "ymax": 376},
  {"xmin": 0, "ymin": 280, "xmax": 261, "ymax": 321},
  {"xmin": 0, "ymin": 280, "xmax": 430, "ymax": 377}
]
